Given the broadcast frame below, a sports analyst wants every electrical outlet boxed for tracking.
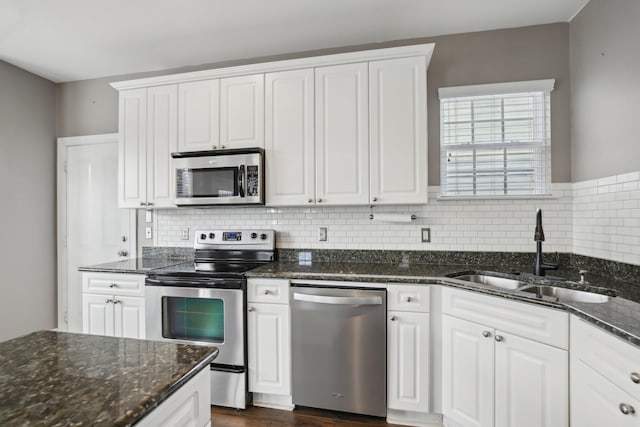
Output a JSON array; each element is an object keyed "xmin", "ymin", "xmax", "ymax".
[
  {"xmin": 145, "ymin": 210, "xmax": 152, "ymax": 223},
  {"xmin": 318, "ymin": 227, "xmax": 328, "ymax": 242},
  {"xmin": 421, "ymin": 228, "xmax": 431, "ymax": 243},
  {"xmin": 181, "ymin": 227, "xmax": 190, "ymax": 240},
  {"xmin": 145, "ymin": 226, "xmax": 152, "ymax": 239}
]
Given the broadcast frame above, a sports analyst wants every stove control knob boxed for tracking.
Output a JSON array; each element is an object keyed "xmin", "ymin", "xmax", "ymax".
[
  {"xmin": 260, "ymin": 233, "xmax": 268, "ymax": 240},
  {"xmin": 200, "ymin": 233, "xmax": 207, "ymax": 240},
  {"xmin": 251, "ymin": 232, "xmax": 258, "ymax": 239},
  {"xmin": 209, "ymin": 232, "xmax": 215, "ymax": 239}
]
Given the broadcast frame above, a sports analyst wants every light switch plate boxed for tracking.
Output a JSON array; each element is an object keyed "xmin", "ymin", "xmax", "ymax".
[
  {"xmin": 145, "ymin": 210, "xmax": 152, "ymax": 223},
  {"xmin": 421, "ymin": 228, "xmax": 431, "ymax": 243},
  {"xmin": 318, "ymin": 227, "xmax": 328, "ymax": 242},
  {"xmin": 145, "ymin": 226, "xmax": 152, "ymax": 239},
  {"xmin": 181, "ymin": 227, "xmax": 190, "ymax": 240}
]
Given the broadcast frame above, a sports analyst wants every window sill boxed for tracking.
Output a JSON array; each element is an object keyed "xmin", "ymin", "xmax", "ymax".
[{"xmin": 436, "ymin": 194, "xmax": 556, "ymax": 201}]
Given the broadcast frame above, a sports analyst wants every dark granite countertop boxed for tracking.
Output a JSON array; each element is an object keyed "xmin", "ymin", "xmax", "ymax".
[
  {"xmin": 0, "ymin": 331, "xmax": 218, "ymax": 426},
  {"xmin": 79, "ymin": 258, "xmax": 185, "ymax": 274},
  {"xmin": 246, "ymin": 261, "xmax": 640, "ymax": 347}
]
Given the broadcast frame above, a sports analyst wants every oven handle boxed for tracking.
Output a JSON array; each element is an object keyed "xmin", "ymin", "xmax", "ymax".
[
  {"xmin": 238, "ymin": 164, "xmax": 245, "ymax": 198},
  {"xmin": 146, "ymin": 276, "xmax": 243, "ymax": 288}
]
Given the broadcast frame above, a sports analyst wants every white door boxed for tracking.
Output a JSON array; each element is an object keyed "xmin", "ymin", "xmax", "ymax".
[
  {"xmin": 265, "ymin": 68, "xmax": 315, "ymax": 206},
  {"xmin": 315, "ymin": 63, "xmax": 369, "ymax": 205},
  {"xmin": 82, "ymin": 294, "xmax": 114, "ymax": 336},
  {"xmin": 495, "ymin": 331, "xmax": 568, "ymax": 427},
  {"xmin": 369, "ymin": 56, "xmax": 427, "ymax": 205},
  {"xmin": 119, "ymin": 88, "xmax": 147, "ymax": 208},
  {"xmin": 442, "ymin": 314, "xmax": 495, "ymax": 427},
  {"xmin": 147, "ymin": 85, "xmax": 178, "ymax": 208},
  {"xmin": 178, "ymin": 79, "xmax": 220, "ymax": 152},
  {"xmin": 571, "ymin": 359, "xmax": 640, "ymax": 427},
  {"xmin": 60, "ymin": 134, "xmax": 135, "ymax": 333},
  {"xmin": 247, "ymin": 303, "xmax": 291, "ymax": 395},
  {"xmin": 220, "ymin": 74, "xmax": 265, "ymax": 149},
  {"xmin": 114, "ymin": 296, "xmax": 146, "ymax": 339},
  {"xmin": 388, "ymin": 311, "xmax": 430, "ymax": 412}
]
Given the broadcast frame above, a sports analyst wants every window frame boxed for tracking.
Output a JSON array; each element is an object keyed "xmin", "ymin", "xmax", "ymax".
[{"xmin": 438, "ymin": 79, "xmax": 555, "ymax": 199}]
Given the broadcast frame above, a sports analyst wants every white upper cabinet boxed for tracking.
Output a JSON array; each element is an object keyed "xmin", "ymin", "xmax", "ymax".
[
  {"xmin": 178, "ymin": 79, "xmax": 220, "ymax": 152},
  {"xmin": 370, "ymin": 56, "xmax": 428, "ymax": 205},
  {"xmin": 119, "ymin": 88, "xmax": 147, "ymax": 208},
  {"xmin": 146, "ymin": 85, "xmax": 178, "ymax": 208},
  {"xmin": 220, "ymin": 74, "xmax": 265, "ymax": 149},
  {"xmin": 315, "ymin": 63, "xmax": 370, "ymax": 205},
  {"xmin": 265, "ymin": 69, "xmax": 315, "ymax": 206}
]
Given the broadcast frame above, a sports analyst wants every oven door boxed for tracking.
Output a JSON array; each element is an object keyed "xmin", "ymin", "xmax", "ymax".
[
  {"xmin": 172, "ymin": 151, "xmax": 263, "ymax": 206},
  {"xmin": 145, "ymin": 281, "xmax": 244, "ymax": 367}
]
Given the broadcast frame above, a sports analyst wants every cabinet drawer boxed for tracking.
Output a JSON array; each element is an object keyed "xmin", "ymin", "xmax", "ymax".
[
  {"xmin": 82, "ymin": 272, "xmax": 145, "ymax": 297},
  {"xmin": 442, "ymin": 287, "xmax": 568, "ymax": 349},
  {"xmin": 571, "ymin": 316, "xmax": 640, "ymax": 400},
  {"xmin": 387, "ymin": 284, "xmax": 430, "ymax": 312},
  {"xmin": 247, "ymin": 278, "xmax": 289, "ymax": 304}
]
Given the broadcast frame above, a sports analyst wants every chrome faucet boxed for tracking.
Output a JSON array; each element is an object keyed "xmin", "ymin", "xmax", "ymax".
[{"xmin": 534, "ymin": 209, "xmax": 559, "ymax": 276}]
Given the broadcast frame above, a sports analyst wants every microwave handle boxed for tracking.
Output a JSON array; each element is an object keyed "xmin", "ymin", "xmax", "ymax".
[{"xmin": 238, "ymin": 165, "xmax": 245, "ymax": 198}]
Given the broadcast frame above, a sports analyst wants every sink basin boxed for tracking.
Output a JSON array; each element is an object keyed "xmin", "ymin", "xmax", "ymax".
[
  {"xmin": 453, "ymin": 274, "xmax": 528, "ymax": 290},
  {"xmin": 520, "ymin": 286, "xmax": 611, "ymax": 303}
]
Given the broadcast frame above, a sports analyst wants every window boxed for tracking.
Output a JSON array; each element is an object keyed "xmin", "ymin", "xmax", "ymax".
[{"xmin": 439, "ymin": 80, "xmax": 554, "ymax": 197}]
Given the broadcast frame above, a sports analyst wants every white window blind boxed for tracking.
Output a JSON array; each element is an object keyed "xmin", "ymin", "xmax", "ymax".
[{"xmin": 439, "ymin": 80, "xmax": 554, "ymax": 198}]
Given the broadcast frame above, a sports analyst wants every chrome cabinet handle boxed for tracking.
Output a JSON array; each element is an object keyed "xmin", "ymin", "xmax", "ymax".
[
  {"xmin": 308, "ymin": 199, "xmax": 313, "ymax": 203},
  {"xmin": 212, "ymin": 145, "xmax": 218, "ymax": 149},
  {"xmin": 112, "ymin": 299, "xmax": 121, "ymax": 304},
  {"xmin": 631, "ymin": 372, "xmax": 640, "ymax": 384},
  {"xmin": 117, "ymin": 250, "xmax": 128, "ymax": 257},
  {"xmin": 264, "ymin": 290, "xmax": 271, "ymax": 295},
  {"xmin": 372, "ymin": 197, "xmax": 378, "ymax": 202},
  {"xmin": 146, "ymin": 202, "xmax": 154, "ymax": 206},
  {"xmin": 482, "ymin": 331, "xmax": 491, "ymax": 338},
  {"xmin": 317, "ymin": 198, "xmax": 322, "ymax": 203},
  {"xmin": 109, "ymin": 283, "xmax": 118, "ymax": 288},
  {"xmin": 405, "ymin": 296, "xmax": 413, "ymax": 302},
  {"xmin": 248, "ymin": 307, "xmax": 255, "ymax": 312},
  {"xmin": 495, "ymin": 335, "xmax": 504, "ymax": 342},
  {"xmin": 220, "ymin": 145, "xmax": 226, "ymax": 149},
  {"xmin": 620, "ymin": 403, "xmax": 636, "ymax": 415},
  {"xmin": 105, "ymin": 298, "xmax": 112, "ymax": 304},
  {"xmin": 390, "ymin": 316, "xmax": 397, "ymax": 321},
  {"xmin": 139, "ymin": 202, "xmax": 146, "ymax": 206}
]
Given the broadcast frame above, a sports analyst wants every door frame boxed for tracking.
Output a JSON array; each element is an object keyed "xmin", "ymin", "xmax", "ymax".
[{"xmin": 57, "ymin": 133, "xmax": 137, "ymax": 330}]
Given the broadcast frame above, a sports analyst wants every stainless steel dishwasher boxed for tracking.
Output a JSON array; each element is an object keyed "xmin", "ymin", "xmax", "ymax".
[{"xmin": 291, "ymin": 285, "xmax": 387, "ymax": 417}]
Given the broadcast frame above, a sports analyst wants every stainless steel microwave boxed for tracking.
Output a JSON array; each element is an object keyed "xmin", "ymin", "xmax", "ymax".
[{"xmin": 171, "ymin": 148, "xmax": 264, "ymax": 206}]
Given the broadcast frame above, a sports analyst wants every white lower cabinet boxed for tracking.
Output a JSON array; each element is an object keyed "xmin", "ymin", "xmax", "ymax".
[
  {"xmin": 442, "ymin": 288, "xmax": 569, "ymax": 427},
  {"xmin": 136, "ymin": 367, "xmax": 211, "ymax": 427},
  {"xmin": 247, "ymin": 278, "xmax": 292, "ymax": 409},
  {"xmin": 81, "ymin": 272, "xmax": 145, "ymax": 339},
  {"xmin": 570, "ymin": 316, "xmax": 640, "ymax": 427}
]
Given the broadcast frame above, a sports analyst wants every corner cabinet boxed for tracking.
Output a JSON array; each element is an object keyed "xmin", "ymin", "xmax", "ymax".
[
  {"xmin": 81, "ymin": 272, "xmax": 146, "ymax": 339},
  {"xmin": 118, "ymin": 85, "xmax": 177, "ymax": 208},
  {"xmin": 246, "ymin": 278, "xmax": 293, "ymax": 410},
  {"xmin": 441, "ymin": 287, "xmax": 569, "ymax": 427}
]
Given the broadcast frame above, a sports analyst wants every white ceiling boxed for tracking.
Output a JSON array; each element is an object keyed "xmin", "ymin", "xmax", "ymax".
[{"xmin": 0, "ymin": 0, "xmax": 589, "ymax": 83}]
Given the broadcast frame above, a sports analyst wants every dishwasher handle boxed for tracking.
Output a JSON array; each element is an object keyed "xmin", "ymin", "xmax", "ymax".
[{"xmin": 293, "ymin": 292, "xmax": 383, "ymax": 306}]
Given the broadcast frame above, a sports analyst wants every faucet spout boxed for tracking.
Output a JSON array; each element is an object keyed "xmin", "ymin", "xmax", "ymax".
[{"xmin": 533, "ymin": 209, "xmax": 558, "ymax": 276}]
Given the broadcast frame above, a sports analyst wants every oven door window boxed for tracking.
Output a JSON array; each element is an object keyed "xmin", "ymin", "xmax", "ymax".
[
  {"xmin": 162, "ymin": 297, "xmax": 224, "ymax": 343},
  {"xmin": 176, "ymin": 167, "xmax": 238, "ymax": 198}
]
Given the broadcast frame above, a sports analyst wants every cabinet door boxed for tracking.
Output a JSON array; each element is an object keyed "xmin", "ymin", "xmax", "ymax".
[
  {"xmin": 118, "ymin": 88, "xmax": 147, "ymax": 208},
  {"xmin": 147, "ymin": 85, "xmax": 177, "ymax": 208},
  {"xmin": 388, "ymin": 311, "xmax": 430, "ymax": 412},
  {"xmin": 178, "ymin": 79, "xmax": 220, "ymax": 152},
  {"xmin": 370, "ymin": 56, "xmax": 427, "ymax": 205},
  {"xmin": 247, "ymin": 303, "xmax": 291, "ymax": 396},
  {"xmin": 114, "ymin": 296, "xmax": 146, "ymax": 339},
  {"xmin": 442, "ymin": 314, "xmax": 494, "ymax": 427},
  {"xmin": 495, "ymin": 331, "xmax": 568, "ymax": 427},
  {"xmin": 315, "ymin": 63, "xmax": 369, "ymax": 205},
  {"xmin": 220, "ymin": 74, "xmax": 264, "ymax": 149},
  {"xmin": 82, "ymin": 294, "xmax": 114, "ymax": 337},
  {"xmin": 571, "ymin": 359, "xmax": 640, "ymax": 427},
  {"xmin": 265, "ymin": 69, "xmax": 315, "ymax": 206}
]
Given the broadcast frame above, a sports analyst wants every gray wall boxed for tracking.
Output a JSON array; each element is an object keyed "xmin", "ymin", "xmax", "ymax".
[
  {"xmin": 57, "ymin": 23, "xmax": 572, "ymax": 184},
  {"xmin": 0, "ymin": 61, "xmax": 57, "ymax": 341},
  {"xmin": 570, "ymin": 0, "xmax": 640, "ymax": 182}
]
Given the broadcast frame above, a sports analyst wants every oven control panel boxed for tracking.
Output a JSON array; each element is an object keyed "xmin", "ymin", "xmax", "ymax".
[{"xmin": 195, "ymin": 229, "xmax": 275, "ymax": 248}]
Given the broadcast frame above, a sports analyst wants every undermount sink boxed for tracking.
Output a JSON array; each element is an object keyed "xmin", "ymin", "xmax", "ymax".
[
  {"xmin": 452, "ymin": 274, "xmax": 528, "ymax": 290},
  {"xmin": 520, "ymin": 286, "xmax": 611, "ymax": 304}
]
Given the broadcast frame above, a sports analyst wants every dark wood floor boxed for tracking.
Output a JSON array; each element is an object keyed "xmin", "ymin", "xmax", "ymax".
[{"xmin": 211, "ymin": 405, "xmax": 407, "ymax": 427}]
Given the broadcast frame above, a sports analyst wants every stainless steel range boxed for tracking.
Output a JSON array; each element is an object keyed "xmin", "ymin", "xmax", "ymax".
[{"xmin": 145, "ymin": 229, "xmax": 275, "ymax": 409}]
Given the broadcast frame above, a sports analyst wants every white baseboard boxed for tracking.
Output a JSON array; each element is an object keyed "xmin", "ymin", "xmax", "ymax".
[
  {"xmin": 387, "ymin": 409, "xmax": 443, "ymax": 427},
  {"xmin": 251, "ymin": 393, "xmax": 294, "ymax": 411}
]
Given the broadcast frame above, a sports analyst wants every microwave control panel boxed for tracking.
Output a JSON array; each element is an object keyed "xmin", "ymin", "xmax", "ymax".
[{"xmin": 246, "ymin": 165, "xmax": 259, "ymax": 197}]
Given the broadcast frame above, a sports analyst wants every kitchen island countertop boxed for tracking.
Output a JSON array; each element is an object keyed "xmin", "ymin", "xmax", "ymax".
[{"xmin": 0, "ymin": 330, "xmax": 217, "ymax": 426}]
